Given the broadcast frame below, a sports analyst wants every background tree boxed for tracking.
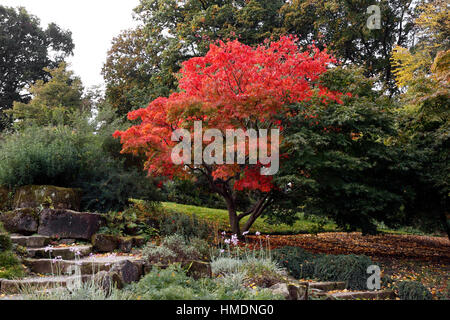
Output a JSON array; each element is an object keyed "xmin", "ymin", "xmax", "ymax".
[
  {"xmin": 7, "ymin": 63, "xmax": 84, "ymax": 129},
  {"xmin": 274, "ymin": 67, "xmax": 411, "ymax": 235},
  {"xmin": 390, "ymin": 0, "xmax": 449, "ymax": 238},
  {"xmin": 104, "ymin": 0, "xmax": 421, "ymax": 117},
  {"xmin": 0, "ymin": 6, "xmax": 74, "ymax": 130},
  {"xmin": 281, "ymin": 0, "xmax": 417, "ymax": 93}
]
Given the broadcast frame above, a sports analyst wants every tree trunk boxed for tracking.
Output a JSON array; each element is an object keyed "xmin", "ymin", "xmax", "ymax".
[
  {"xmin": 440, "ymin": 211, "xmax": 450, "ymax": 241},
  {"xmin": 225, "ymin": 196, "xmax": 241, "ymax": 236}
]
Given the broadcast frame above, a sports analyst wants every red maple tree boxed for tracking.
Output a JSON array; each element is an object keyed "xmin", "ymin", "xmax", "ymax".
[{"xmin": 114, "ymin": 36, "xmax": 343, "ymax": 235}]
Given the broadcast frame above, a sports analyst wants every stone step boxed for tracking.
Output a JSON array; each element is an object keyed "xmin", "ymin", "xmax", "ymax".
[
  {"xmin": 0, "ymin": 275, "xmax": 92, "ymax": 295},
  {"xmin": 308, "ymin": 281, "xmax": 346, "ymax": 291},
  {"xmin": 10, "ymin": 235, "xmax": 50, "ymax": 248},
  {"xmin": 330, "ymin": 290, "xmax": 395, "ymax": 300},
  {"xmin": 23, "ymin": 255, "xmax": 143, "ymax": 275},
  {"xmin": 26, "ymin": 245, "xmax": 92, "ymax": 260}
]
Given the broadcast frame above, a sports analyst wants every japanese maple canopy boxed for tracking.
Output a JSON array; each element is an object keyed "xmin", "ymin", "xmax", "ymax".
[{"xmin": 114, "ymin": 36, "xmax": 342, "ymax": 191}]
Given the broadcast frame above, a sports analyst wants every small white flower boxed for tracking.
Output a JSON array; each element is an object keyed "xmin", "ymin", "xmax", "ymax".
[
  {"xmin": 220, "ymin": 249, "xmax": 225, "ymax": 253},
  {"xmin": 242, "ymin": 231, "xmax": 249, "ymax": 236},
  {"xmin": 224, "ymin": 239, "xmax": 231, "ymax": 244},
  {"xmin": 255, "ymin": 231, "xmax": 261, "ymax": 236},
  {"xmin": 44, "ymin": 245, "xmax": 53, "ymax": 253}
]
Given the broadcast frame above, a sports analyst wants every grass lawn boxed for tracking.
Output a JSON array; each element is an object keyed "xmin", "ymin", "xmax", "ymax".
[
  {"xmin": 161, "ymin": 202, "xmax": 437, "ymax": 236},
  {"xmin": 162, "ymin": 201, "xmax": 337, "ymax": 234}
]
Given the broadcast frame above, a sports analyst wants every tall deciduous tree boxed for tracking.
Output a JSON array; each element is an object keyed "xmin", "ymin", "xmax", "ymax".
[
  {"xmin": 0, "ymin": 6, "xmax": 74, "ymax": 130},
  {"xmin": 114, "ymin": 37, "xmax": 342, "ymax": 235}
]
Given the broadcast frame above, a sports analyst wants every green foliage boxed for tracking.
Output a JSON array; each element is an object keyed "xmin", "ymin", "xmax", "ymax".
[
  {"xmin": 159, "ymin": 212, "xmax": 214, "ymax": 241},
  {"xmin": 272, "ymin": 247, "xmax": 316, "ymax": 279},
  {"xmin": 273, "ymin": 246, "xmax": 373, "ymax": 290},
  {"xmin": 142, "ymin": 234, "xmax": 210, "ymax": 265},
  {"xmin": 0, "ymin": 232, "xmax": 12, "ymax": 251},
  {"xmin": 0, "ymin": 250, "xmax": 25, "ymax": 279},
  {"xmin": 0, "ymin": 106, "xmax": 161, "ymax": 212},
  {"xmin": 275, "ymin": 67, "xmax": 409, "ymax": 234},
  {"xmin": 397, "ymin": 281, "xmax": 433, "ymax": 300},
  {"xmin": 7, "ymin": 63, "xmax": 84, "ymax": 129},
  {"xmin": 312, "ymin": 254, "xmax": 373, "ymax": 290},
  {"xmin": 128, "ymin": 264, "xmax": 283, "ymax": 300},
  {"xmin": 0, "ymin": 125, "xmax": 82, "ymax": 187},
  {"xmin": 212, "ymin": 256, "xmax": 285, "ymax": 288},
  {"xmin": 0, "ymin": 5, "xmax": 74, "ymax": 130},
  {"xmin": 98, "ymin": 207, "xmax": 159, "ymax": 240}
]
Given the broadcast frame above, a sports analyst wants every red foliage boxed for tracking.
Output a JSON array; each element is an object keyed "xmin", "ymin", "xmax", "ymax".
[{"xmin": 114, "ymin": 36, "xmax": 342, "ymax": 191}]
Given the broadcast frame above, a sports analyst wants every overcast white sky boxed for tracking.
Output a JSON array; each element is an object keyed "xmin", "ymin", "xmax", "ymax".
[{"xmin": 2, "ymin": 0, "xmax": 141, "ymax": 89}]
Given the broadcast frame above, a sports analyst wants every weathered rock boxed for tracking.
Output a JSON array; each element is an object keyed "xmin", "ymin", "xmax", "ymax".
[
  {"xmin": 269, "ymin": 283, "xmax": 308, "ymax": 300},
  {"xmin": 0, "ymin": 208, "xmax": 39, "ymax": 235},
  {"xmin": 183, "ymin": 261, "xmax": 212, "ymax": 280},
  {"xmin": 24, "ymin": 256, "xmax": 143, "ymax": 275},
  {"xmin": 58, "ymin": 239, "xmax": 76, "ymax": 245},
  {"xmin": 26, "ymin": 245, "xmax": 92, "ymax": 260},
  {"xmin": 13, "ymin": 185, "xmax": 81, "ymax": 211},
  {"xmin": 0, "ymin": 275, "xmax": 92, "ymax": 295},
  {"xmin": 307, "ymin": 281, "xmax": 346, "ymax": 291},
  {"xmin": 119, "ymin": 237, "xmax": 133, "ymax": 253},
  {"xmin": 38, "ymin": 209, "xmax": 102, "ymax": 240},
  {"xmin": 132, "ymin": 236, "xmax": 146, "ymax": 248},
  {"xmin": 92, "ymin": 234, "xmax": 119, "ymax": 253},
  {"xmin": 10, "ymin": 235, "xmax": 50, "ymax": 248},
  {"xmin": 330, "ymin": 290, "xmax": 395, "ymax": 300},
  {"xmin": 93, "ymin": 271, "xmax": 123, "ymax": 292},
  {"xmin": 109, "ymin": 260, "xmax": 142, "ymax": 284}
]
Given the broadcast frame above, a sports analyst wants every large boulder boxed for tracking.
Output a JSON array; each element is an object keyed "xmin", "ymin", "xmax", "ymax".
[
  {"xmin": 93, "ymin": 271, "xmax": 124, "ymax": 292},
  {"xmin": 92, "ymin": 234, "xmax": 119, "ymax": 253},
  {"xmin": 269, "ymin": 283, "xmax": 308, "ymax": 300},
  {"xmin": 14, "ymin": 185, "xmax": 81, "ymax": 211},
  {"xmin": 109, "ymin": 260, "xmax": 142, "ymax": 284},
  {"xmin": 0, "ymin": 208, "xmax": 39, "ymax": 235},
  {"xmin": 38, "ymin": 208, "xmax": 102, "ymax": 240},
  {"xmin": 183, "ymin": 261, "xmax": 212, "ymax": 280}
]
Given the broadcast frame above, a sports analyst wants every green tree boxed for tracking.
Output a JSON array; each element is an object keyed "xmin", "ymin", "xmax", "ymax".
[
  {"xmin": 390, "ymin": 0, "xmax": 449, "ymax": 238},
  {"xmin": 281, "ymin": 0, "xmax": 417, "ymax": 93},
  {"xmin": 274, "ymin": 68, "xmax": 409, "ymax": 234},
  {"xmin": 7, "ymin": 63, "xmax": 84, "ymax": 129},
  {"xmin": 0, "ymin": 6, "xmax": 74, "ymax": 130}
]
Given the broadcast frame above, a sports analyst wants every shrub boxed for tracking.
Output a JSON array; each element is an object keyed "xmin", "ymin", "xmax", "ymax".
[
  {"xmin": 273, "ymin": 247, "xmax": 374, "ymax": 290},
  {"xmin": 397, "ymin": 281, "xmax": 433, "ymax": 300},
  {"xmin": 142, "ymin": 234, "xmax": 209, "ymax": 265},
  {"xmin": 159, "ymin": 212, "xmax": 214, "ymax": 240},
  {"xmin": 211, "ymin": 256, "xmax": 285, "ymax": 288},
  {"xmin": 272, "ymin": 246, "xmax": 317, "ymax": 279},
  {"xmin": 312, "ymin": 254, "xmax": 373, "ymax": 290},
  {"xmin": 0, "ymin": 232, "xmax": 12, "ymax": 251},
  {"xmin": 0, "ymin": 107, "xmax": 161, "ymax": 212},
  {"xmin": 99, "ymin": 204, "xmax": 160, "ymax": 240},
  {"xmin": 128, "ymin": 265, "xmax": 283, "ymax": 300},
  {"xmin": 0, "ymin": 250, "xmax": 25, "ymax": 279}
]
